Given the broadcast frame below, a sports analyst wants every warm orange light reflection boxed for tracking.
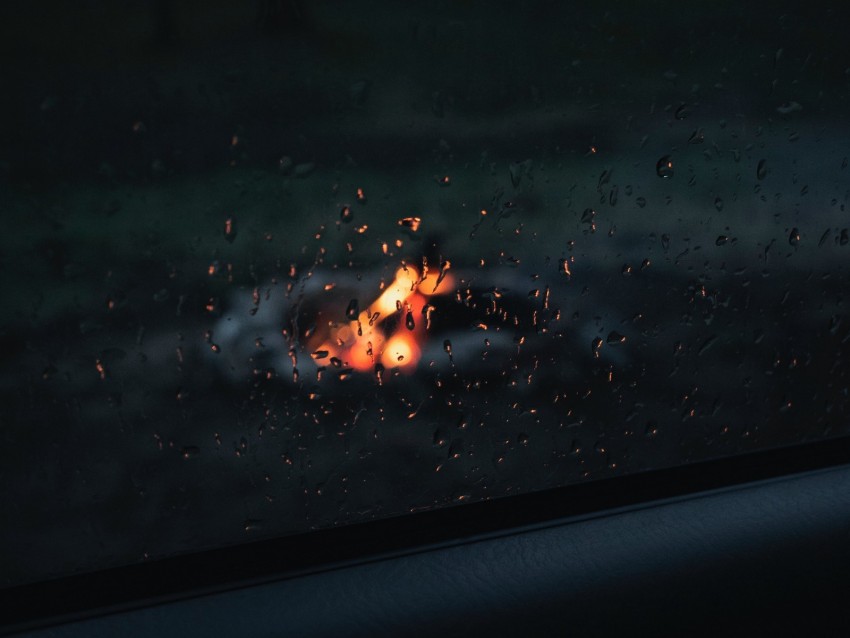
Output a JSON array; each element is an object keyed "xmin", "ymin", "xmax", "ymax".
[
  {"xmin": 366, "ymin": 266, "xmax": 419, "ymax": 319},
  {"xmin": 420, "ymin": 271, "xmax": 454, "ymax": 295},
  {"xmin": 348, "ymin": 331, "xmax": 384, "ymax": 371},
  {"xmin": 308, "ymin": 260, "xmax": 453, "ymax": 375},
  {"xmin": 380, "ymin": 333, "xmax": 420, "ymax": 369}
]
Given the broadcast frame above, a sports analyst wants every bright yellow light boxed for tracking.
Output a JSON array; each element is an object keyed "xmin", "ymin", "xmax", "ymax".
[
  {"xmin": 418, "ymin": 271, "xmax": 454, "ymax": 295},
  {"xmin": 348, "ymin": 331, "xmax": 384, "ymax": 371},
  {"xmin": 304, "ymin": 260, "xmax": 454, "ymax": 376},
  {"xmin": 380, "ymin": 333, "xmax": 421, "ymax": 368},
  {"xmin": 364, "ymin": 266, "xmax": 419, "ymax": 322}
]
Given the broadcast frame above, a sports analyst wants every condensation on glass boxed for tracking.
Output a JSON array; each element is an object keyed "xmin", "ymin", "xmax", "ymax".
[{"xmin": 1, "ymin": 1, "xmax": 848, "ymax": 586}]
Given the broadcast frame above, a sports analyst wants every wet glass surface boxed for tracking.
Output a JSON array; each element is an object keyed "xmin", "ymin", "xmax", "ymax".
[{"xmin": 2, "ymin": 1, "xmax": 849, "ymax": 585}]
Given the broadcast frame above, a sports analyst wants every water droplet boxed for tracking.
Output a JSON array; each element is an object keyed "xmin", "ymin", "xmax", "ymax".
[
  {"xmin": 224, "ymin": 216, "xmax": 237, "ymax": 243},
  {"xmin": 311, "ymin": 349, "xmax": 329, "ymax": 360},
  {"xmin": 757, "ymin": 159, "xmax": 768, "ymax": 180},
  {"xmin": 508, "ymin": 159, "xmax": 533, "ymax": 188},
  {"xmin": 636, "ymin": 196, "xmax": 647, "ymax": 208},
  {"xmin": 591, "ymin": 337, "xmax": 603, "ymax": 358},
  {"xmin": 688, "ymin": 129, "xmax": 705, "ymax": 144},
  {"xmin": 661, "ymin": 234, "xmax": 671, "ymax": 250},
  {"xmin": 674, "ymin": 103, "xmax": 691, "ymax": 120},
  {"xmin": 841, "ymin": 229, "xmax": 849, "ymax": 245},
  {"xmin": 433, "ymin": 428, "xmax": 449, "ymax": 448},
  {"xmin": 606, "ymin": 331, "xmax": 626, "ymax": 345},
  {"xmin": 716, "ymin": 235, "xmax": 729, "ymax": 246},
  {"xmin": 608, "ymin": 185, "xmax": 619, "ymax": 206},
  {"xmin": 398, "ymin": 217, "xmax": 421, "ymax": 232},
  {"xmin": 434, "ymin": 260, "xmax": 452, "ymax": 291},
  {"xmin": 244, "ymin": 519, "xmax": 264, "ymax": 533},
  {"xmin": 340, "ymin": 206, "xmax": 353, "ymax": 223},
  {"xmin": 509, "ymin": 162, "xmax": 523, "ymax": 188},
  {"xmin": 405, "ymin": 311, "xmax": 415, "ymax": 331},
  {"xmin": 829, "ymin": 315, "xmax": 842, "ymax": 335},
  {"xmin": 346, "ymin": 299, "xmax": 359, "ymax": 320},
  {"xmin": 422, "ymin": 304, "xmax": 435, "ymax": 330},
  {"xmin": 789, "ymin": 227, "xmax": 800, "ymax": 246},
  {"xmin": 656, "ymin": 155, "xmax": 674, "ymax": 178},
  {"xmin": 698, "ymin": 335, "xmax": 718, "ymax": 355},
  {"xmin": 714, "ymin": 197, "xmax": 724, "ymax": 211},
  {"xmin": 181, "ymin": 446, "xmax": 200, "ymax": 459},
  {"xmin": 581, "ymin": 208, "xmax": 597, "ymax": 233},
  {"xmin": 776, "ymin": 101, "xmax": 802, "ymax": 115}
]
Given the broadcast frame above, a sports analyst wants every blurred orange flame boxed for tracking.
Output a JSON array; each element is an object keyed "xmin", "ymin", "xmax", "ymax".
[{"xmin": 312, "ymin": 263, "xmax": 454, "ymax": 374}]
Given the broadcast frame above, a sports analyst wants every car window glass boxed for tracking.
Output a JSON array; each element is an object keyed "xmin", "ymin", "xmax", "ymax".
[{"xmin": 2, "ymin": 1, "xmax": 847, "ymax": 586}]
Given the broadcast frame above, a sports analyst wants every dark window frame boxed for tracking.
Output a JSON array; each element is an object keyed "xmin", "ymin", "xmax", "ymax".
[{"xmin": 4, "ymin": 434, "xmax": 850, "ymax": 634}]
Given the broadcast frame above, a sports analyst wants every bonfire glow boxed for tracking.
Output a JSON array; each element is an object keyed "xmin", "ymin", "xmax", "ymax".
[
  {"xmin": 380, "ymin": 333, "xmax": 420, "ymax": 369},
  {"xmin": 309, "ymin": 261, "xmax": 453, "ymax": 375},
  {"xmin": 365, "ymin": 266, "xmax": 419, "ymax": 320}
]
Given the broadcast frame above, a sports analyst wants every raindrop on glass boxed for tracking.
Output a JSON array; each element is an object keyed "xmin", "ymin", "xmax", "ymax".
[
  {"xmin": 656, "ymin": 155, "xmax": 674, "ymax": 178},
  {"xmin": 591, "ymin": 337, "xmax": 603, "ymax": 358},
  {"xmin": 581, "ymin": 208, "xmax": 597, "ymax": 233},
  {"xmin": 788, "ymin": 228, "xmax": 800, "ymax": 246},
  {"xmin": 607, "ymin": 331, "xmax": 626, "ymax": 345},
  {"xmin": 346, "ymin": 299, "xmax": 359, "ymax": 320},
  {"xmin": 688, "ymin": 129, "xmax": 704, "ymax": 144},
  {"xmin": 224, "ymin": 216, "xmax": 237, "ymax": 243}
]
